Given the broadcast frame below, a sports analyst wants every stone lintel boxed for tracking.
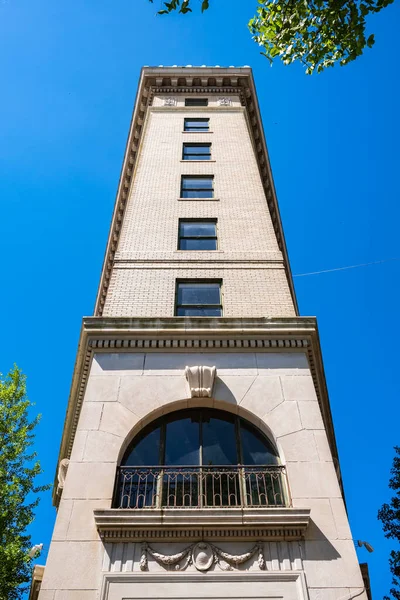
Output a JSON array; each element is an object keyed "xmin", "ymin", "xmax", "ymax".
[{"xmin": 93, "ymin": 507, "xmax": 311, "ymax": 542}]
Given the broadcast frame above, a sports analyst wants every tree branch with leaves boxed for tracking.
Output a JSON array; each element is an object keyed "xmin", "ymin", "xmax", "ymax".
[
  {"xmin": 0, "ymin": 366, "xmax": 50, "ymax": 600},
  {"xmin": 149, "ymin": 0, "xmax": 394, "ymax": 74}
]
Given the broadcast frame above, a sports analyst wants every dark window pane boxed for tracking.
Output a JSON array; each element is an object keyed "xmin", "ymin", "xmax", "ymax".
[
  {"xmin": 117, "ymin": 469, "xmax": 159, "ymax": 509},
  {"xmin": 177, "ymin": 282, "xmax": 220, "ymax": 305},
  {"xmin": 185, "ymin": 98, "xmax": 208, "ymax": 106},
  {"xmin": 183, "ymin": 145, "xmax": 211, "ymax": 155},
  {"xmin": 122, "ymin": 426, "xmax": 161, "ymax": 466},
  {"xmin": 185, "ymin": 124, "xmax": 208, "ymax": 130},
  {"xmin": 184, "ymin": 154, "xmax": 210, "ymax": 161},
  {"xmin": 162, "ymin": 470, "xmax": 200, "ymax": 507},
  {"xmin": 180, "ymin": 238, "xmax": 217, "ymax": 251},
  {"xmin": 176, "ymin": 307, "xmax": 222, "ymax": 316},
  {"xmin": 182, "ymin": 189, "xmax": 213, "ymax": 198},
  {"xmin": 165, "ymin": 416, "xmax": 200, "ymax": 465},
  {"xmin": 240, "ymin": 422, "xmax": 279, "ymax": 465},
  {"xmin": 179, "ymin": 221, "xmax": 216, "ymax": 237},
  {"xmin": 182, "ymin": 144, "xmax": 211, "ymax": 161},
  {"xmin": 202, "ymin": 414, "xmax": 238, "ymax": 465},
  {"xmin": 184, "ymin": 118, "xmax": 209, "ymax": 131},
  {"xmin": 182, "ymin": 177, "xmax": 213, "ymax": 190},
  {"xmin": 181, "ymin": 177, "xmax": 214, "ymax": 198}
]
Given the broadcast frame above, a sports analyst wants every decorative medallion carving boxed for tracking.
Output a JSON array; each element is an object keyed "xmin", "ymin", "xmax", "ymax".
[
  {"xmin": 192, "ymin": 543, "xmax": 214, "ymax": 571},
  {"xmin": 164, "ymin": 97, "xmax": 177, "ymax": 106},
  {"xmin": 218, "ymin": 97, "xmax": 232, "ymax": 106},
  {"xmin": 139, "ymin": 541, "xmax": 265, "ymax": 572},
  {"xmin": 185, "ymin": 365, "xmax": 216, "ymax": 397}
]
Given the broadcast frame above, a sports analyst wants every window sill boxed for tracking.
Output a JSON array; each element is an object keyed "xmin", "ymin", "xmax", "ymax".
[
  {"xmin": 180, "ymin": 160, "xmax": 216, "ymax": 163},
  {"xmin": 178, "ymin": 198, "xmax": 220, "ymax": 202},
  {"xmin": 94, "ymin": 507, "xmax": 311, "ymax": 542},
  {"xmin": 182, "ymin": 131, "xmax": 214, "ymax": 134}
]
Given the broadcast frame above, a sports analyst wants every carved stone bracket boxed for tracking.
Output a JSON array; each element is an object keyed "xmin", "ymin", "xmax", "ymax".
[
  {"xmin": 56, "ymin": 458, "xmax": 70, "ymax": 497},
  {"xmin": 185, "ymin": 365, "xmax": 216, "ymax": 397},
  {"xmin": 139, "ymin": 541, "xmax": 265, "ymax": 572}
]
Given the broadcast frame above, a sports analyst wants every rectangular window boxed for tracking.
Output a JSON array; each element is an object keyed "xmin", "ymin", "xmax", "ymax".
[
  {"xmin": 178, "ymin": 220, "xmax": 217, "ymax": 250},
  {"xmin": 181, "ymin": 176, "xmax": 214, "ymax": 199},
  {"xmin": 176, "ymin": 281, "xmax": 222, "ymax": 316},
  {"xmin": 182, "ymin": 143, "xmax": 211, "ymax": 161},
  {"xmin": 184, "ymin": 118, "xmax": 209, "ymax": 132},
  {"xmin": 185, "ymin": 98, "xmax": 208, "ymax": 107}
]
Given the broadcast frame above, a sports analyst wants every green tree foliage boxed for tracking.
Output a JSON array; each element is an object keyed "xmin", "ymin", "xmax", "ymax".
[
  {"xmin": 149, "ymin": 0, "xmax": 393, "ymax": 73},
  {"xmin": 0, "ymin": 366, "xmax": 49, "ymax": 600},
  {"xmin": 378, "ymin": 446, "xmax": 400, "ymax": 600}
]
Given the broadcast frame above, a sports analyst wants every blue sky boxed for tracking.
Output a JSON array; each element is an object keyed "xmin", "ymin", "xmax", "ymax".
[{"xmin": 1, "ymin": 0, "xmax": 399, "ymax": 596}]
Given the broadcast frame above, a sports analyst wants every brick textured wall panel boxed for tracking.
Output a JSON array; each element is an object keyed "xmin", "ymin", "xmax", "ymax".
[
  {"xmin": 118, "ymin": 108, "xmax": 281, "ymax": 256},
  {"xmin": 103, "ymin": 266, "xmax": 295, "ymax": 318},
  {"xmin": 105, "ymin": 100, "xmax": 296, "ymax": 317}
]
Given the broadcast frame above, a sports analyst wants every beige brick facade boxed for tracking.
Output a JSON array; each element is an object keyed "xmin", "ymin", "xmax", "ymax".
[
  {"xmin": 103, "ymin": 100, "xmax": 296, "ymax": 317},
  {"xmin": 105, "ymin": 265, "xmax": 294, "ymax": 317}
]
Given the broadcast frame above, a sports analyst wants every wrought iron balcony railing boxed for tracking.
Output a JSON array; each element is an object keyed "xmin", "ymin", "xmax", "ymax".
[{"xmin": 114, "ymin": 465, "xmax": 288, "ymax": 509}]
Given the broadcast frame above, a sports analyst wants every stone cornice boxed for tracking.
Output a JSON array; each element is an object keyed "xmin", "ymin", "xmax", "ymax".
[
  {"xmin": 53, "ymin": 316, "xmax": 339, "ymax": 506},
  {"xmin": 93, "ymin": 66, "xmax": 298, "ymax": 317},
  {"xmin": 94, "ymin": 507, "xmax": 311, "ymax": 541}
]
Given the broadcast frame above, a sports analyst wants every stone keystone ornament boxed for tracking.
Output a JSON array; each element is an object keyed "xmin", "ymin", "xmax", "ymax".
[{"xmin": 185, "ymin": 365, "xmax": 216, "ymax": 397}]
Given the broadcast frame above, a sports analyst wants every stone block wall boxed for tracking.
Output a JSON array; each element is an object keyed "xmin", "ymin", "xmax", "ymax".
[{"xmin": 39, "ymin": 350, "xmax": 366, "ymax": 599}]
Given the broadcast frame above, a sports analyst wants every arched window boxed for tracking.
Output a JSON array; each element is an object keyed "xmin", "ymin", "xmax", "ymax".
[{"xmin": 114, "ymin": 408, "xmax": 287, "ymax": 510}]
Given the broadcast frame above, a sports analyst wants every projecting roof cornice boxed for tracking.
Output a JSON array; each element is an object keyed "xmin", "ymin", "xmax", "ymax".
[
  {"xmin": 53, "ymin": 316, "xmax": 339, "ymax": 506},
  {"xmin": 94, "ymin": 66, "xmax": 298, "ymax": 317}
]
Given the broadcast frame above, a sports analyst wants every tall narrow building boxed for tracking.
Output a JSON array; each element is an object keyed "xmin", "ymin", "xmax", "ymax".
[{"xmin": 38, "ymin": 66, "xmax": 368, "ymax": 600}]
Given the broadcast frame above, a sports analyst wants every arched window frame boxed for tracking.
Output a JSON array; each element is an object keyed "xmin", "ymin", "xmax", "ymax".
[
  {"xmin": 120, "ymin": 408, "xmax": 280, "ymax": 468},
  {"xmin": 113, "ymin": 408, "xmax": 289, "ymax": 510}
]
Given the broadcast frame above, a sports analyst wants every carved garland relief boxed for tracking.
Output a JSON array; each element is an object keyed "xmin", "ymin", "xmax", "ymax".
[{"xmin": 139, "ymin": 541, "xmax": 266, "ymax": 572}]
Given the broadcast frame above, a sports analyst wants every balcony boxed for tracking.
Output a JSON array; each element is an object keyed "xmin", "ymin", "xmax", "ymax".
[
  {"xmin": 95, "ymin": 465, "xmax": 310, "ymax": 542},
  {"xmin": 114, "ymin": 465, "xmax": 288, "ymax": 510}
]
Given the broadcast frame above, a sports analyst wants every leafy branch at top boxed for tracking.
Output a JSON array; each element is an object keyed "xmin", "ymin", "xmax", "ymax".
[
  {"xmin": 149, "ymin": 0, "xmax": 209, "ymax": 15},
  {"xmin": 148, "ymin": 0, "xmax": 394, "ymax": 74}
]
